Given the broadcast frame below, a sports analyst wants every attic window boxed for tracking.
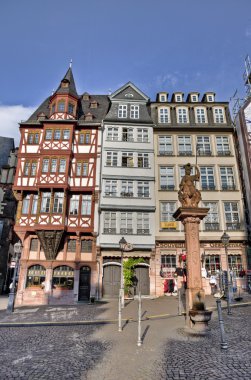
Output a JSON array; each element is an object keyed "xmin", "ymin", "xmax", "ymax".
[
  {"xmin": 83, "ymin": 93, "xmax": 90, "ymax": 101},
  {"xmin": 207, "ymin": 95, "xmax": 214, "ymax": 102},
  {"xmin": 175, "ymin": 94, "xmax": 182, "ymax": 102},
  {"xmin": 61, "ymin": 81, "xmax": 69, "ymax": 88},
  {"xmin": 37, "ymin": 112, "xmax": 46, "ymax": 120},
  {"xmin": 160, "ymin": 94, "xmax": 167, "ymax": 102},
  {"xmin": 85, "ymin": 112, "xmax": 93, "ymax": 121},
  {"xmin": 191, "ymin": 95, "xmax": 198, "ymax": 102},
  {"xmin": 90, "ymin": 101, "xmax": 98, "ymax": 109},
  {"xmin": 68, "ymin": 103, "xmax": 74, "ymax": 114},
  {"xmin": 125, "ymin": 93, "xmax": 134, "ymax": 98},
  {"xmin": 58, "ymin": 101, "xmax": 65, "ymax": 112}
]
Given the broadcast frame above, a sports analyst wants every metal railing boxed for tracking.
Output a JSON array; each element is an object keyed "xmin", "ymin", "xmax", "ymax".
[
  {"xmin": 226, "ymin": 223, "xmax": 241, "ymax": 231},
  {"xmin": 204, "ymin": 223, "xmax": 220, "ymax": 231}
]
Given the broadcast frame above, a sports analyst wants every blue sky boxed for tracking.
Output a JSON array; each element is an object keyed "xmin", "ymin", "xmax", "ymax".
[{"xmin": 0, "ymin": 0, "xmax": 251, "ymax": 143}]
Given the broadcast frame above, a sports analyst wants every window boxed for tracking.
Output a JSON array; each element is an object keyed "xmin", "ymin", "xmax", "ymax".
[
  {"xmin": 41, "ymin": 192, "xmax": 51, "ymax": 213},
  {"xmin": 228, "ymin": 255, "xmax": 243, "ymax": 277},
  {"xmin": 58, "ymin": 101, "xmax": 65, "ymax": 112},
  {"xmin": 81, "ymin": 240, "xmax": 93, "ymax": 252},
  {"xmin": 191, "ymin": 95, "xmax": 198, "ymax": 102},
  {"xmin": 28, "ymin": 132, "xmax": 40, "ymax": 144},
  {"xmin": 137, "ymin": 213, "xmax": 149, "ymax": 234},
  {"xmin": 178, "ymin": 136, "xmax": 192, "ymax": 155},
  {"xmin": 79, "ymin": 131, "xmax": 91, "ymax": 144},
  {"xmin": 42, "ymin": 159, "xmax": 49, "ymax": 173},
  {"xmin": 159, "ymin": 108, "xmax": 169, "ymax": 123},
  {"xmin": 106, "ymin": 152, "xmax": 118, "ymax": 166},
  {"xmin": 161, "ymin": 255, "xmax": 176, "ymax": 276},
  {"xmin": 107, "ymin": 127, "xmax": 119, "ymax": 141},
  {"xmin": 30, "ymin": 238, "xmax": 38, "ymax": 252},
  {"xmin": 51, "ymin": 158, "xmax": 57, "ymax": 173},
  {"xmin": 160, "ymin": 94, "xmax": 166, "ymax": 102},
  {"xmin": 53, "ymin": 192, "xmax": 64, "ymax": 213},
  {"xmin": 195, "ymin": 108, "xmax": 206, "ymax": 123},
  {"xmin": 224, "ymin": 202, "xmax": 240, "ymax": 230},
  {"xmin": 63, "ymin": 130, "xmax": 70, "ymax": 140},
  {"xmin": 220, "ymin": 167, "xmax": 235, "ymax": 190},
  {"xmin": 158, "ymin": 136, "xmax": 173, "ymax": 155},
  {"xmin": 138, "ymin": 153, "xmax": 149, "ymax": 168},
  {"xmin": 214, "ymin": 108, "xmax": 225, "ymax": 123},
  {"xmin": 81, "ymin": 195, "xmax": 92, "ymax": 215},
  {"xmin": 176, "ymin": 94, "xmax": 182, "ymax": 102},
  {"xmin": 137, "ymin": 128, "xmax": 148, "ymax": 142},
  {"xmin": 104, "ymin": 180, "xmax": 117, "ymax": 196},
  {"xmin": 104, "ymin": 212, "xmax": 116, "ymax": 234},
  {"xmin": 118, "ymin": 104, "xmax": 127, "ymax": 118},
  {"xmin": 207, "ymin": 95, "xmax": 214, "ymax": 102},
  {"xmin": 137, "ymin": 182, "xmax": 149, "ymax": 197},
  {"xmin": 121, "ymin": 181, "xmax": 133, "ymax": 197},
  {"xmin": 69, "ymin": 195, "xmax": 80, "ymax": 215},
  {"xmin": 51, "ymin": 103, "xmax": 56, "ymax": 114},
  {"xmin": 31, "ymin": 195, "xmax": 38, "ymax": 214},
  {"xmin": 59, "ymin": 158, "xmax": 66, "ymax": 173},
  {"xmin": 122, "ymin": 152, "xmax": 134, "ymax": 167},
  {"xmin": 120, "ymin": 212, "xmax": 133, "ymax": 234},
  {"xmin": 45, "ymin": 129, "xmax": 52, "ymax": 140},
  {"xmin": 68, "ymin": 240, "xmax": 76, "ymax": 252},
  {"xmin": 24, "ymin": 161, "xmax": 30, "ymax": 176},
  {"xmin": 76, "ymin": 161, "xmax": 88, "ymax": 176},
  {"xmin": 216, "ymin": 136, "xmax": 230, "ymax": 156},
  {"xmin": 22, "ymin": 194, "xmax": 30, "ymax": 214},
  {"xmin": 30, "ymin": 162, "xmax": 37, "ymax": 176},
  {"xmin": 54, "ymin": 129, "xmax": 61, "ymax": 140},
  {"xmin": 26, "ymin": 265, "xmax": 46, "ymax": 288},
  {"xmin": 160, "ymin": 202, "xmax": 176, "ymax": 229},
  {"xmin": 160, "ymin": 167, "xmax": 174, "ymax": 190},
  {"xmin": 122, "ymin": 128, "xmax": 133, "ymax": 142},
  {"xmin": 200, "ymin": 167, "xmax": 215, "ymax": 190},
  {"xmin": 177, "ymin": 108, "xmax": 188, "ymax": 123},
  {"xmin": 53, "ymin": 266, "xmax": 74, "ymax": 289},
  {"xmin": 130, "ymin": 105, "xmax": 139, "ymax": 119},
  {"xmin": 197, "ymin": 136, "xmax": 211, "ymax": 156},
  {"xmin": 203, "ymin": 202, "xmax": 219, "ymax": 230},
  {"xmin": 205, "ymin": 256, "xmax": 220, "ymax": 275},
  {"xmin": 68, "ymin": 103, "xmax": 74, "ymax": 114}
]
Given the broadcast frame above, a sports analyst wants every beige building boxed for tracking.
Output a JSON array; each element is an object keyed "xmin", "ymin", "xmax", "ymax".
[{"xmin": 150, "ymin": 91, "xmax": 248, "ymax": 296}]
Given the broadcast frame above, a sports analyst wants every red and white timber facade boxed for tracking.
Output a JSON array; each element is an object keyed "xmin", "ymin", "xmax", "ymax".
[{"xmin": 13, "ymin": 67, "xmax": 109, "ymax": 305}]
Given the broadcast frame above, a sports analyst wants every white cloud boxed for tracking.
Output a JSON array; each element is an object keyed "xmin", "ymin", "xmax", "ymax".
[
  {"xmin": 156, "ymin": 73, "xmax": 179, "ymax": 88},
  {"xmin": 0, "ymin": 105, "xmax": 36, "ymax": 146}
]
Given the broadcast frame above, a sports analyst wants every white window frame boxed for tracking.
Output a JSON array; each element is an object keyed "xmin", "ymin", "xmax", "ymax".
[
  {"xmin": 130, "ymin": 105, "xmax": 139, "ymax": 119},
  {"xmin": 122, "ymin": 127, "xmax": 134, "ymax": 142},
  {"xmin": 81, "ymin": 195, "xmax": 92, "ymax": 215},
  {"xmin": 160, "ymin": 167, "xmax": 175, "ymax": 190},
  {"xmin": 121, "ymin": 181, "xmax": 133, "ymax": 197},
  {"xmin": 213, "ymin": 107, "xmax": 225, "ymax": 123},
  {"xmin": 191, "ymin": 94, "xmax": 198, "ymax": 102},
  {"xmin": 178, "ymin": 136, "xmax": 192, "ymax": 155},
  {"xmin": 216, "ymin": 136, "xmax": 231, "ymax": 155},
  {"xmin": 138, "ymin": 153, "xmax": 149, "ymax": 168},
  {"xmin": 200, "ymin": 167, "xmax": 215, "ymax": 190},
  {"xmin": 207, "ymin": 94, "xmax": 214, "ymax": 102},
  {"xmin": 195, "ymin": 108, "xmax": 207, "ymax": 123},
  {"xmin": 203, "ymin": 202, "xmax": 219, "ymax": 230},
  {"xmin": 160, "ymin": 202, "xmax": 176, "ymax": 224},
  {"xmin": 177, "ymin": 107, "xmax": 189, "ymax": 123},
  {"xmin": 220, "ymin": 167, "xmax": 235, "ymax": 190},
  {"xmin": 175, "ymin": 94, "xmax": 183, "ymax": 102},
  {"xmin": 197, "ymin": 136, "xmax": 211, "ymax": 155},
  {"xmin": 159, "ymin": 107, "xmax": 169, "ymax": 123},
  {"xmin": 107, "ymin": 127, "xmax": 119, "ymax": 141},
  {"xmin": 69, "ymin": 195, "xmax": 80, "ymax": 215},
  {"xmin": 53, "ymin": 192, "xmax": 64, "ymax": 213},
  {"xmin": 120, "ymin": 212, "xmax": 133, "ymax": 234},
  {"xmin": 137, "ymin": 128, "xmax": 148, "ymax": 142},
  {"xmin": 158, "ymin": 135, "xmax": 173, "ymax": 155},
  {"xmin": 137, "ymin": 181, "xmax": 150, "ymax": 198},
  {"xmin": 41, "ymin": 192, "xmax": 51, "ymax": 213},
  {"xmin": 122, "ymin": 152, "xmax": 134, "ymax": 167},
  {"xmin": 104, "ymin": 180, "xmax": 117, "ymax": 196},
  {"xmin": 159, "ymin": 94, "xmax": 167, "ymax": 102},
  {"xmin": 118, "ymin": 104, "xmax": 127, "ymax": 118},
  {"xmin": 106, "ymin": 151, "xmax": 118, "ymax": 166},
  {"xmin": 224, "ymin": 202, "xmax": 240, "ymax": 230},
  {"xmin": 137, "ymin": 213, "xmax": 150, "ymax": 234},
  {"xmin": 104, "ymin": 212, "xmax": 117, "ymax": 234}
]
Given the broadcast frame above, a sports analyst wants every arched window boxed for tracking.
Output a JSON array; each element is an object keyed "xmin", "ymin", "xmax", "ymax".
[
  {"xmin": 52, "ymin": 265, "xmax": 74, "ymax": 289},
  {"xmin": 26, "ymin": 265, "xmax": 46, "ymax": 287}
]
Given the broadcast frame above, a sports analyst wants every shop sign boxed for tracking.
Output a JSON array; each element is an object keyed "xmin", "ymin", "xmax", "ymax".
[
  {"xmin": 157, "ymin": 243, "xmax": 185, "ymax": 248},
  {"xmin": 160, "ymin": 222, "xmax": 177, "ymax": 229}
]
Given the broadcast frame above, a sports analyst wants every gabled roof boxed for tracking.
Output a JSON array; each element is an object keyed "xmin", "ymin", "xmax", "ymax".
[
  {"xmin": 109, "ymin": 82, "xmax": 149, "ymax": 102},
  {"xmin": 54, "ymin": 67, "xmax": 78, "ymax": 98}
]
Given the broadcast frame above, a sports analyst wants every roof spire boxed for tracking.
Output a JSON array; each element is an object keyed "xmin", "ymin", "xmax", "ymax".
[{"xmin": 69, "ymin": 59, "xmax": 72, "ymax": 68}]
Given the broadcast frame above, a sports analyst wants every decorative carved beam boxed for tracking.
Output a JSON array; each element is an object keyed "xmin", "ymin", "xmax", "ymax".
[{"xmin": 36, "ymin": 230, "xmax": 64, "ymax": 260}]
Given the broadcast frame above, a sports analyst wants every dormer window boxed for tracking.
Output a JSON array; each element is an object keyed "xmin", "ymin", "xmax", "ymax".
[
  {"xmin": 118, "ymin": 104, "xmax": 127, "ymax": 118},
  {"xmin": 61, "ymin": 80, "xmax": 69, "ymax": 88},
  {"xmin": 159, "ymin": 94, "xmax": 167, "ymax": 102},
  {"xmin": 175, "ymin": 94, "xmax": 182, "ymax": 102},
  {"xmin": 191, "ymin": 95, "xmax": 198, "ymax": 102},
  {"xmin": 68, "ymin": 103, "xmax": 74, "ymax": 114},
  {"xmin": 207, "ymin": 94, "xmax": 214, "ymax": 102},
  {"xmin": 130, "ymin": 105, "xmax": 139, "ymax": 119},
  {"xmin": 58, "ymin": 101, "xmax": 65, "ymax": 112},
  {"xmin": 51, "ymin": 103, "xmax": 56, "ymax": 114},
  {"xmin": 90, "ymin": 101, "xmax": 98, "ymax": 109}
]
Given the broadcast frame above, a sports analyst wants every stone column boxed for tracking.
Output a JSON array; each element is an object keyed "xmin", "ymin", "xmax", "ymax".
[{"xmin": 173, "ymin": 207, "xmax": 209, "ymax": 327}]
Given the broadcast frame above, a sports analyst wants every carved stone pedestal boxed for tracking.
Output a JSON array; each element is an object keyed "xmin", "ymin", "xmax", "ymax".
[{"xmin": 173, "ymin": 207, "xmax": 211, "ymax": 331}]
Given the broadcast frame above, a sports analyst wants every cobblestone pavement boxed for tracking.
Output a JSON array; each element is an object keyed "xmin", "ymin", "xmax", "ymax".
[{"xmin": 0, "ymin": 297, "xmax": 250, "ymax": 380}]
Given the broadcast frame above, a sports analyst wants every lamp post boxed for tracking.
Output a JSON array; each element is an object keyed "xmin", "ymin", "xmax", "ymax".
[
  {"xmin": 221, "ymin": 232, "xmax": 232, "ymax": 315},
  {"xmin": 119, "ymin": 237, "xmax": 127, "ymax": 308},
  {"xmin": 7, "ymin": 240, "xmax": 23, "ymax": 313}
]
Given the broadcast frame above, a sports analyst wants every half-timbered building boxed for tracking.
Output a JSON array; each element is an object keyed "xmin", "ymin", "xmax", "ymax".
[{"xmin": 13, "ymin": 67, "xmax": 109, "ymax": 305}]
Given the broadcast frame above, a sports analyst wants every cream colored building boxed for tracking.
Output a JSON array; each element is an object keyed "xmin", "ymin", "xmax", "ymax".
[{"xmin": 151, "ymin": 91, "xmax": 248, "ymax": 296}]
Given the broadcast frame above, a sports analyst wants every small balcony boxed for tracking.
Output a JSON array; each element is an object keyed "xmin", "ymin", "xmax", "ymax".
[
  {"xmin": 179, "ymin": 151, "xmax": 192, "ymax": 156},
  {"xmin": 217, "ymin": 150, "xmax": 231, "ymax": 156},
  {"xmin": 160, "ymin": 185, "xmax": 175, "ymax": 191},
  {"xmin": 222, "ymin": 184, "xmax": 236, "ymax": 191},
  {"xmin": 105, "ymin": 191, "xmax": 117, "ymax": 197},
  {"xmin": 198, "ymin": 150, "xmax": 212, "ymax": 156},
  {"xmin": 120, "ymin": 192, "xmax": 133, "ymax": 197},
  {"xmin": 159, "ymin": 151, "xmax": 173, "ymax": 156},
  {"xmin": 204, "ymin": 223, "xmax": 220, "ymax": 231},
  {"xmin": 137, "ymin": 228, "xmax": 150, "ymax": 235},
  {"xmin": 120, "ymin": 228, "xmax": 133, "ymax": 235},
  {"xmin": 201, "ymin": 185, "xmax": 216, "ymax": 191},
  {"xmin": 137, "ymin": 192, "xmax": 149, "ymax": 198},
  {"xmin": 226, "ymin": 223, "xmax": 241, "ymax": 231},
  {"xmin": 103, "ymin": 228, "xmax": 116, "ymax": 234}
]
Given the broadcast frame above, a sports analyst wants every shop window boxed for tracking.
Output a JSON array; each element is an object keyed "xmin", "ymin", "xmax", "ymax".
[
  {"xmin": 205, "ymin": 255, "xmax": 220, "ymax": 275},
  {"xmin": 26, "ymin": 265, "xmax": 46, "ymax": 287},
  {"xmin": 228, "ymin": 255, "xmax": 243, "ymax": 277},
  {"xmin": 52, "ymin": 266, "xmax": 74, "ymax": 289},
  {"xmin": 160, "ymin": 255, "xmax": 176, "ymax": 278}
]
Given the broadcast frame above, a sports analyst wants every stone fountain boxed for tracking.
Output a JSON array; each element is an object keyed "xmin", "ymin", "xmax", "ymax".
[{"xmin": 173, "ymin": 163, "xmax": 212, "ymax": 333}]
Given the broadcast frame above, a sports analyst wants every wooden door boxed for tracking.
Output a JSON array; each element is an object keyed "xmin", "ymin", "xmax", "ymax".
[
  {"xmin": 103, "ymin": 265, "xmax": 121, "ymax": 298},
  {"xmin": 135, "ymin": 266, "xmax": 150, "ymax": 295},
  {"xmin": 78, "ymin": 266, "xmax": 91, "ymax": 301}
]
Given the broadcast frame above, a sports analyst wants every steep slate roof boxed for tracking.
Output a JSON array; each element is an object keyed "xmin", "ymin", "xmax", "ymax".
[
  {"xmin": 54, "ymin": 67, "xmax": 78, "ymax": 98},
  {"xmin": 0, "ymin": 137, "xmax": 15, "ymax": 170}
]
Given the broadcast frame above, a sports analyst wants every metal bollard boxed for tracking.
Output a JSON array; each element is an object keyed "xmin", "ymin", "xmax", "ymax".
[
  {"xmin": 178, "ymin": 288, "xmax": 182, "ymax": 316},
  {"xmin": 137, "ymin": 292, "xmax": 142, "ymax": 346},
  {"xmin": 216, "ymin": 299, "xmax": 228, "ymax": 349},
  {"xmin": 118, "ymin": 293, "xmax": 122, "ymax": 332}
]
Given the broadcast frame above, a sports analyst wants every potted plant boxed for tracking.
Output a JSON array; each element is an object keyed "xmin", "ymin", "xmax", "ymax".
[{"xmin": 123, "ymin": 258, "xmax": 145, "ymax": 297}]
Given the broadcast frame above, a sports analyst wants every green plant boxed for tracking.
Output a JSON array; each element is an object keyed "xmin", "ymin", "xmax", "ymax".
[{"xmin": 123, "ymin": 258, "xmax": 145, "ymax": 295}]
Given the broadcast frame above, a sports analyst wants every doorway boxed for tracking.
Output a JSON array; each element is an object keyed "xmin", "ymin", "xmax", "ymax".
[{"xmin": 78, "ymin": 266, "xmax": 91, "ymax": 301}]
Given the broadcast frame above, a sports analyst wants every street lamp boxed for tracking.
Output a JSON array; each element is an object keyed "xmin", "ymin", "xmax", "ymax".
[
  {"xmin": 119, "ymin": 237, "xmax": 127, "ymax": 308},
  {"xmin": 221, "ymin": 232, "xmax": 232, "ymax": 315},
  {"xmin": 6, "ymin": 240, "xmax": 23, "ymax": 313}
]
